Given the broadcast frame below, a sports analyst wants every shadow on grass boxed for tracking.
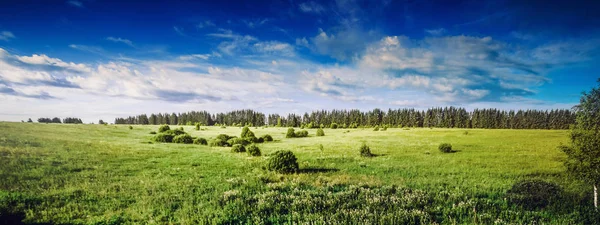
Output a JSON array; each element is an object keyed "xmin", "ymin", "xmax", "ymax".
[
  {"xmin": 298, "ymin": 167, "xmax": 339, "ymax": 174},
  {"xmin": 0, "ymin": 211, "xmax": 58, "ymax": 225}
]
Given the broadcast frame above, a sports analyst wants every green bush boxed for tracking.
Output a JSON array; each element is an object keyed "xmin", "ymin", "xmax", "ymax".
[
  {"xmin": 241, "ymin": 126, "xmax": 253, "ymax": 138},
  {"xmin": 154, "ymin": 133, "xmax": 175, "ymax": 143},
  {"xmin": 262, "ymin": 134, "xmax": 273, "ymax": 142},
  {"xmin": 295, "ymin": 130, "xmax": 309, "ymax": 138},
  {"xmin": 330, "ymin": 123, "xmax": 338, "ymax": 129},
  {"xmin": 215, "ymin": 134, "xmax": 233, "ymax": 141},
  {"xmin": 164, "ymin": 129, "xmax": 186, "ymax": 136},
  {"xmin": 128, "ymin": 125, "xmax": 133, "ymax": 130},
  {"xmin": 438, "ymin": 143, "xmax": 452, "ymax": 153},
  {"xmin": 193, "ymin": 137, "xmax": 208, "ymax": 145},
  {"xmin": 149, "ymin": 131, "xmax": 156, "ymax": 134},
  {"xmin": 228, "ymin": 137, "xmax": 250, "ymax": 146},
  {"xmin": 360, "ymin": 143, "xmax": 373, "ymax": 157},
  {"xmin": 255, "ymin": 137, "xmax": 265, "ymax": 143},
  {"xmin": 373, "ymin": 126, "xmax": 380, "ymax": 131},
  {"xmin": 231, "ymin": 144, "xmax": 246, "ymax": 153},
  {"xmin": 195, "ymin": 123, "xmax": 200, "ymax": 131},
  {"xmin": 506, "ymin": 180, "xmax": 562, "ymax": 210},
  {"xmin": 209, "ymin": 138, "xmax": 230, "ymax": 147},
  {"xmin": 158, "ymin": 124, "xmax": 170, "ymax": 133},
  {"xmin": 267, "ymin": 150, "xmax": 299, "ymax": 173},
  {"xmin": 316, "ymin": 128, "xmax": 325, "ymax": 136},
  {"xmin": 286, "ymin": 128, "xmax": 296, "ymax": 138},
  {"xmin": 172, "ymin": 134, "xmax": 193, "ymax": 144},
  {"xmin": 247, "ymin": 144, "xmax": 261, "ymax": 156}
]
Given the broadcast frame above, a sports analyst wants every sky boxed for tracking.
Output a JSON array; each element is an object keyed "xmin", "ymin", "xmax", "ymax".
[{"xmin": 0, "ymin": 0, "xmax": 599, "ymax": 122}]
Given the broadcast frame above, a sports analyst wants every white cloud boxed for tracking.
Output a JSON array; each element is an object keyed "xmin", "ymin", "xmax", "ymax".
[
  {"xmin": 17, "ymin": 53, "xmax": 91, "ymax": 73},
  {"xmin": 424, "ymin": 28, "xmax": 446, "ymax": 36},
  {"xmin": 0, "ymin": 31, "xmax": 15, "ymax": 41},
  {"xmin": 243, "ymin": 18, "xmax": 269, "ymax": 28},
  {"xmin": 197, "ymin": 20, "xmax": 216, "ymax": 29},
  {"xmin": 178, "ymin": 54, "xmax": 211, "ymax": 61},
  {"xmin": 299, "ymin": 1, "xmax": 325, "ymax": 14},
  {"xmin": 67, "ymin": 0, "xmax": 83, "ymax": 8},
  {"xmin": 106, "ymin": 37, "xmax": 134, "ymax": 47}
]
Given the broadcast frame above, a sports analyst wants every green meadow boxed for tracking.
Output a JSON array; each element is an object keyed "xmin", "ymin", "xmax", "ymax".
[{"xmin": 1, "ymin": 122, "xmax": 598, "ymax": 224}]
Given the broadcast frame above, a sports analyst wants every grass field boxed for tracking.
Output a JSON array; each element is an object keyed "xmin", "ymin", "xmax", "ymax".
[{"xmin": 1, "ymin": 122, "xmax": 598, "ymax": 224}]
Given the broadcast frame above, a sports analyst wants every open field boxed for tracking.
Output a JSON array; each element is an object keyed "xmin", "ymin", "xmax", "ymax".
[{"xmin": 1, "ymin": 122, "xmax": 598, "ymax": 224}]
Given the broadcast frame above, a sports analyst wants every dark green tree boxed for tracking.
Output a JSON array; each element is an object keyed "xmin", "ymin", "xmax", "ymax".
[{"xmin": 560, "ymin": 79, "xmax": 600, "ymax": 210}]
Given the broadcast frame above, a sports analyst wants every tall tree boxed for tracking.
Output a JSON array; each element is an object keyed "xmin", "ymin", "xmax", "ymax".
[{"xmin": 560, "ymin": 79, "xmax": 600, "ymax": 210}]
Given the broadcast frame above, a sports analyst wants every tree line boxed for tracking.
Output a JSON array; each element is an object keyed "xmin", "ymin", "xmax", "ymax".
[
  {"xmin": 36, "ymin": 117, "xmax": 83, "ymax": 124},
  {"xmin": 114, "ymin": 107, "xmax": 575, "ymax": 130}
]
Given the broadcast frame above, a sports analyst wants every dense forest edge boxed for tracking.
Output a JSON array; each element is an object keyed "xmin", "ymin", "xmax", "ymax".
[{"xmin": 113, "ymin": 107, "xmax": 575, "ymax": 129}]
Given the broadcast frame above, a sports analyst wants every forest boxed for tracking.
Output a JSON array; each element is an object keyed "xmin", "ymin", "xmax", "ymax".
[{"xmin": 114, "ymin": 107, "xmax": 575, "ymax": 129}]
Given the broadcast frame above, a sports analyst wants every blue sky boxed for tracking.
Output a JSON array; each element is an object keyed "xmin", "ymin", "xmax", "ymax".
[{"xmin": 0, "ymin": 0, "xmax": 599, "ymax": 122}]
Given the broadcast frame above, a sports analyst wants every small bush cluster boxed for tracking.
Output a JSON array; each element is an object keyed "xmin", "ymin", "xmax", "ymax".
[
  {"xmin": 193, "ymin": 137, "xmax": 208, "ymax": 145},
  {"xmin": 373, "ymin": 126, "xmax": 380, "ymax": 131},
  {"xmin": 295, "ymin": 130, "xmax": 308, "ymax": 137},
  {"xmin": 149, "ymin": 131, "xmax": 157, "ymax": 134},
  {"xmin": 286, "ymin": 128, "xmax": 309, "ymax": 138},
  {"xmin": 173, "ymin": 134, "xmax": 194, "ymax": 144},
  {"xmin": 316, "ymin": 128, "xmax": 325, "ymax": 136},
  {"xmin": 247, "ymin": 144, "xmax": 261, "ymax": 156},
  {"xmin": 262, "ymin": 134, "xmax": 273, "ymax": 142},
  {"xmin": 286, "ymin": 128, "xmax": 296, "ymax": 138},
  {"xmin": 360, "ymin": 143, "xmax": 373, "ymax": 157},
  {"xmin": 267, "ymin": 150, "xmax": 298, "ymax": 173},
  {"xmin": 158, "ymin": 125, "xmax": 170, "ymax": 133},
  {"xmin": 438, "ymin": 143, "xmax": 452, "ymax": 153},
  {"xmin": 330, "ymin": 123, "xmax": 338, "ymax": 129},
  {"xmin": 154, "ymin": 133, "xmax": 174, "ymax": 143},
  {"xmin": 210, "ymin": 134, "xmax": 234, "ymax": 147},
  {"xmin": 152, "ymin": 125, "xmax": 208, "ymax": 145},
  {"xmin": 506, "ymin": 180, "xmax": 562, "ymax": 210},
  {"xmin": 228, "ymin": 137, "xmax": 250, "ymax": 146},
  {"xmin": 129, "ymin": 126, "xmax": 133, "ymax": 130},
  {"xmin": 231, "ymin": 144, "xmax": 246, "ymax": 153}
]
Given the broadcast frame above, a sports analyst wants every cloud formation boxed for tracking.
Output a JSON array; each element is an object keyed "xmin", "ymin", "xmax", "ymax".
[
  {"xmin": 106, "ymin": 37, "xmax": 134, "ymax": 47},
  {"xmin": 0, "ymin": 31, "xmax": 15, "ymax": 41}
]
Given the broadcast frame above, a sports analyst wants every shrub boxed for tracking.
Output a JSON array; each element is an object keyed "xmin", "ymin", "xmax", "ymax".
[
  {"xmin": 247, "ymin": 144, "xmax": 261, "ymax": 156},
  {"xmin": 164, "ymin": 129, "xmax": 186, "ymax": 136},
  {"xmin": 244, "ymin": 136, "xmax": 258, "ymax": 143},
  {"xmin": 209, "ymin": 138, "xmax": 230, "ymax": 147},
  {"xmin": 154, "ymin": 133, "xmax": 175, "ymax": 143},
  {"xmin": 241, "ymin": 126, "xmax": 251, "ymax": 138},
  {"xmin": 231, "ymin": 144, "xmax": 246, "ymax": 153},
  {"xmin": 330, "ymin": 123, "xmax": 338, "ymax": 129},
  {"xmin": 255, "ymin": 137, "xmax": 265, "ymax": 143},
  {"xmin": 506, "ymin": 180, "xmax": 562, "ymax": 210},
  {"xmin": 228, "ymin": 137, "xmax": 250, "ymax": 146},
  {"xmin": 158, "ymin": 125, "xmax": 170, "ymax": 133},
  {"xmin": 360, "ymin": 143, "xmax": 373, "ymax": 157},
  {"xmin": 267, "ymin": 150, "xmax": 298, "ymax": 173},
  {"xmin": 373, "ymin": 126, "xmax": 380, "ymax": 131},
  {"xmin": 438, "ymin": 143, "xmax": 452, "ymax": 153},
  {"xmin": 193, "ymin": 137, "xmax": 208, "ymax": 145},
  {"xmin": 295, "ymin": 130, "xmax": 309, "ymax": 138},
  {"xmin": 149, "ymin": 131, "xmax": 157, "ymax": 134},
  {"xmin": 286, "ymin": 128, "xmax": 296, "ymax": 138},
  {"xmin": 381, "ymin": 126, "xmax": 387, "ymax": 131},
  {"xmin": 129, "ymin": 125, "xmax": 133, "ymax": 130},
  {"xmin": 215, "ymin": 134, "xmax": 232, "ymax": 141},
  {"xmin": 262, "ymin": 134, "xmax": 273, "ymax": 142},
  {"xmin": 173, "ymin": 134, "xmax": 194, "ymax": 144},
  {"xmin": 463, "ymin": 131, "xmax": 469, "ymax": 135},
  {"xmin": 195, "ymin": 123, "xmax": 200, "ymax": 130},
  {"xmin": 316, "ymin": 128, "xmax": 325, "ymax": 136}
]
